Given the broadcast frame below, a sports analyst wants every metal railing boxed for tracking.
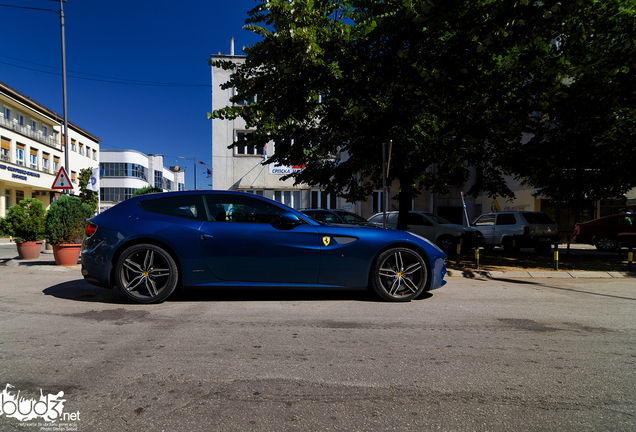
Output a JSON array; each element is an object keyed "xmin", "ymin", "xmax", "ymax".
[{"xmin": 0, "ymin": 116, "xmax": 59, "ymax": 148}]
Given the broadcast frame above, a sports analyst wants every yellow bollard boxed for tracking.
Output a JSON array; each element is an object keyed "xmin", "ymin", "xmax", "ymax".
[{"xmin": 475, "ymin": 247, "xmax": 480, "ymax": 270}]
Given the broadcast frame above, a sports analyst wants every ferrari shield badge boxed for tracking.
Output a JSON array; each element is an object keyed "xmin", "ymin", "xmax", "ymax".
[{"xmin": 323, "ymin": 236, "xmax": 331, "ymax": 246}]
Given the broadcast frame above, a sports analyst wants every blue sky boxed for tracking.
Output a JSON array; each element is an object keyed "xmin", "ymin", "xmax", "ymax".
[{"xmin": 0, "ymin": 0, "xmax": 263, "ymax": 190}]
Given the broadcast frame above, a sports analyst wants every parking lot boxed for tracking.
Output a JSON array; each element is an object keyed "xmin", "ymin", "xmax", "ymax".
[{"xmin": 1, "ymin": 240, "xmax": 635, "ymax": 431}]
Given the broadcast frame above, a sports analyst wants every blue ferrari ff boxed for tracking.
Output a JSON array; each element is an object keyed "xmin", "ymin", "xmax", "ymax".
[{"xmin": 81, "ymin": 191, "xmax": 446, "ymax": 303}]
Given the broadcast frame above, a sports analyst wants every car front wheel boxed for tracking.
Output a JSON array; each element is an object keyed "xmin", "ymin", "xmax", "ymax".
[
  {"xmin": 370, "ymin": 248, "xmax": 428, "ymax": 302},
  {"xmin": 115, "ymin": 244, "xmax": 178, "ymax": 304}
]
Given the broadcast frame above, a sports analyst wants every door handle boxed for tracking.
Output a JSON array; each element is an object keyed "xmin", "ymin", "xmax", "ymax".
[{"xmin": 201, "ymin": 233, "xmax": 214, "ymax": 240}]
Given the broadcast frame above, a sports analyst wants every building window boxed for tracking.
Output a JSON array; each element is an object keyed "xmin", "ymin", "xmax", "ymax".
[
  {"xmin": 311, "ymin": 191, "xmax": 336, "ymax": 209},
  {"xmin": 29, "ymin": 149, "xmax": 38, "ymax": 169},
  {"xmin": 274, "ymin": 190, "xmax": 301, "ymax": 209},
  {"xmin": 41, "ymin": 125, "xmax": 48, "ymax": 137},
  {"xmin": 101, "ymin": 187, "xmax": 135, "ymax": 203},
  {"xmin": 29, "ymin": 119, "xmax": 37, "ymax": 131},
  {"xmin": 53, "ymin": 156, "xmax": 60, "ymax": 172},
  {"xmin": 154, "ymin": 170, "xmax": 163, "ymax": 189},
  {"xmin": 71, "ymin": 171, "xmax": 77, "ymax": 183},
  {"xmin": 164, "ymin": 178, "xmax": 173, "ymax": 191},
  {"xmin": 16, "ymin": 190, "xmax": 24, "ymax": 202},
  {"xmin": 42, "ymin": 153, "xmax": 49, "ymax": 172},
  {"xmin": 79, "ymin": 143, "xmax": 84, "ymax": 155},
  {"xmin": 1, "ymin": 137, "xmax": 10, "ymax": 162},
  {"xmin": 16, "ymin": 144, "xmax": 25, "ymax": 166},
  {"xmin": 100, "ymin": 162, "xmax": 147, "ymax": 180},
  {"xmin": 3, "ymin": 107, "xmax": 11, "ymax": 121},
  {"xmin": 71, "ymin": 139, "xmax": 77, "ymax": 152},
  {"xmin": 86, "ymin": 146, "xmax": 90, "ymax": 157},
  {"xmin": 93, "ymin": 149, "xmax": 97, "ymax": 160},
  {"xmin": 235, "ymin": 131, "xmax": 264, "ymax": 155},
  {"xmin": 17, "ymin": 114, "xmax": 25, "ymax": 126}
]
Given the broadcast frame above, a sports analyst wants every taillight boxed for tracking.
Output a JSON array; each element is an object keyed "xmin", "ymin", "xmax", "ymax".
[
  {"xmin": 573, "ymin": 225, "xmax": 580, "ymax": 235},
  {"xmin": 85, "ymin": 223, "xmax": 97, "ymax": 237},
  {"xmin": 523, "ymin": 226, "xmax": 529, "ymax": 236}
]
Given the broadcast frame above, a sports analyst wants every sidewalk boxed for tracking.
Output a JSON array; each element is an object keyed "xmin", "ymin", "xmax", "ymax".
[
  {"xmin": 446, "ymin": 268, "xmax": 634, "ymax": 279},
  {"xmin": 1, "ymin": 238, "xmax": 80, "ymax": 272}
]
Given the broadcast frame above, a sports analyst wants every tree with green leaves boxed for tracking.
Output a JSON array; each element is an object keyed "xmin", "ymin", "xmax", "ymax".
[
  {"xmin": 210, "ymin": 0, "xmax": 636, "ymax": 228},
  {"xmin": 79, "ymin": 168, "xmax": 98, "ymax": 214},
  {"xmin": 494, "ymin": 0, "xmax": 636, "ymax": 217}
]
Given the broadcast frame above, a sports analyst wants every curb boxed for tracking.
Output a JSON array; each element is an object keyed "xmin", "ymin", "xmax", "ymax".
[{"xmin": 447, "ymin": 269, "xmax": 635, "ymax": 279}]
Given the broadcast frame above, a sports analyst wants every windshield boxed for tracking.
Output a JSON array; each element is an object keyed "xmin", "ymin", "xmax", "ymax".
[{"xmin": 423, "ymin": 213, "xmax": 453, "ymax": 225}]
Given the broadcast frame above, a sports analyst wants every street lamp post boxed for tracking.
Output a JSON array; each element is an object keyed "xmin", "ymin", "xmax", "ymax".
[
  {"xmin": 59, "ymin": 0, "xmax": 70, "ymax": 182},
  {"xmin": 177, "ymin": 156, "xmax": 197, "ymax": 190}
]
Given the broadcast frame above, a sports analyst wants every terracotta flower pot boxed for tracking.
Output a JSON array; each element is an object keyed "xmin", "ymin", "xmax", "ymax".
[
  {"xmin": 16, "ymin": 241, "xmax": 43, "ymax": 260},
  {"xmin": 52, "ymin": 244, "xmax": 82, "ymax": 266}
]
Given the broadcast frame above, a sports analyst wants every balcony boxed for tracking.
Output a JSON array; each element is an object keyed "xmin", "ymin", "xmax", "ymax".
[{"xmin": 0, "ymin": 116, "xmax": 59, "ymax": 148}]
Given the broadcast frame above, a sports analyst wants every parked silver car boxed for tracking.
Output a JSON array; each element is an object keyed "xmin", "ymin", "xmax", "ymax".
[
  {"xmin": 472, "ymin": 211, "xmax": 559, "ymax": 254},
  {"xmin": 368, "ymin": 211, "xmax": 484, "ymax": 253}
]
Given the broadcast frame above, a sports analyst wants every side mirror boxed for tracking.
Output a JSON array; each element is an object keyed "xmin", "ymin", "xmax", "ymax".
[{"xmin": 275, "ymin": 211, "xmax": 302, "ymax": 225}]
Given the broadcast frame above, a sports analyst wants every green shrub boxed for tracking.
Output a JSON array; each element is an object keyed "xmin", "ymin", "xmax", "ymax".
[
  {"xmin": 44, "ymin": 195, "xmax": 93, "ymax": 245},
  {"xmin": 133, "ymin": 185, "xmax": 163, "ymax": 197},
  {"xmin": 1, "ymin": 198, "xmax": 46, "ymax": 242}
]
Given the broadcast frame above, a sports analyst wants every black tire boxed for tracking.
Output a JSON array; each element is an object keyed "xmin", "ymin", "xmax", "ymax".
[
  {"xmin": 483, "ymin": 244, "xmax": 495, "ymax": 252},
  {"xmin": 595, "ymin": 235, "xmax": 617, "ymax": 252},
  {"xmin": 534, "ymin": 243, "xmax": 552, "ymax": 255},
  {"xmin": 115, "ymin": 244, "xmax": 178, "ymax": 304},
  {"xmin": 370, "ymin": 248, "xmax": 428, "ymax": 302},
  {"xmin": 436, "ymin": 235, "xmax": 456, "ymax": 254},
  {"xmin": 503, "ymin": 237, "xmax": 520, "ymax": 254}
]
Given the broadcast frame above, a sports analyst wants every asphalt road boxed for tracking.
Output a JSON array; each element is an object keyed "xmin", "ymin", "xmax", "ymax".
[{"xmin": 0, "ymin": 243, "xmax": 634, "ymax": 431}]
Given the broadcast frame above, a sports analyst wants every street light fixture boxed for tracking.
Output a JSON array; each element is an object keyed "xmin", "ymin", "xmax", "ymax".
[{"xmin": 177, "ymin": 156, "xmax": 197, "ymax": 190}]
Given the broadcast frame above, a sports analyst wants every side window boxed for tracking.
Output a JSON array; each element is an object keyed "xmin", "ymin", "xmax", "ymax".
[
  {"xmin": 138, "ymin": 195, "xmax": 206, "ymax": 220},
  {"xmin": 496, "ymin": 214, "xmax": 517, "ymax": 225},
  {"xmin": 204, "ymin": 194, "xmax": 287, "ymax": 224},
  {"xmin": 474, "ymin": 215, "xmax": 495, "ymax": 226}
]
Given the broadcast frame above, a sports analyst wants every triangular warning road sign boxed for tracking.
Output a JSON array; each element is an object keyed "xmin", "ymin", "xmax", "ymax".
[{"xmin": 52, "ymin": 167, "xmax": 74, "ymax": 190}]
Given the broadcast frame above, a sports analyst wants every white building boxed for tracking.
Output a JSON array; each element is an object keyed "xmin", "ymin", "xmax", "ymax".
[
  {"xmin": 1, "ymin": 81, "xmax": 100, "ymax": 217},
  {"xmin": 211, "ymin": 43, "xmax": 351, "ymax": 212},
  {"xmin": 99, "ymin": 149, "xmax": 185, "ymax": 212}
]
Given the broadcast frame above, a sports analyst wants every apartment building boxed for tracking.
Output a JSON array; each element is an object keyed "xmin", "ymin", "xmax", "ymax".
[{"xmin": 0, "ymin": 81, "xmax": 100, "ymax": 217}]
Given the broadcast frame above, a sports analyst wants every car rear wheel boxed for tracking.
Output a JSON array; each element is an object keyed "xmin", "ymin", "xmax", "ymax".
[
  {"xmin": 115, "ymin": 244, "xmax": 178, "ymax": 304},
  {"xmin": 503, "ymin": 237, "xmax": 520, "ymax": 254},
  {"xmin": 370, "ymin": 248, "xmax": 428, "ymax": 302},
  {"xmin": 595, "ymin": 235, "xmax": 617, "ymax": 252}
]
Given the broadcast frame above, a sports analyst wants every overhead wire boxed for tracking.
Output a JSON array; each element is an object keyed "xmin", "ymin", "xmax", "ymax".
[{"xmin": 0, "ymin": 56, "xmax": 210, "ymax": 88}]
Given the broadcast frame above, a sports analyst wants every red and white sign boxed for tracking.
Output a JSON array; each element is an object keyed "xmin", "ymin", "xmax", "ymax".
[{"xmin": 51, "ymin": 167, "xmax": 74, "ymax": 190}]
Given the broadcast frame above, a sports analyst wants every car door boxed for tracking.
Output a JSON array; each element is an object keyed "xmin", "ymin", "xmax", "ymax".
[
  {"xmin": 199, "ymin": 194, "xmax": 321, "ymax": 284},
  {"xmin": 473, "ymin": 214, "xmax": 496, "ymax": 245},
  {"xmin": 493, "ymin": 213, "xmax": 518, "ymax": 243},
  {"xmin": 407, "ymin": 213, "xmax": 435, "ymax": 242}
]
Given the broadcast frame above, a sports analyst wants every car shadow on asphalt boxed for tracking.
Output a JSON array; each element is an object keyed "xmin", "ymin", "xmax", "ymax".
[{"xmin": 42, "ymin": 280, "xmax": 435, "ymax": 304}]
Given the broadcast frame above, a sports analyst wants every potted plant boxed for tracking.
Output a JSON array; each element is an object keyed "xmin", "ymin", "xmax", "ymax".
[
  {"xmin": 0, "ymin": 198, "xmax": 47, "ymax": 260},
  {"xmin": 44, "ymin": 195, "xmax": 93, "ymax": 266}
]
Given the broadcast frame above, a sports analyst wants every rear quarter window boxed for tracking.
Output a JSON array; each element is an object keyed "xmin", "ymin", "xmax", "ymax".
[{"xmin": 139, "ymin": 195, "xmax": 207, "ymax": 221}]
